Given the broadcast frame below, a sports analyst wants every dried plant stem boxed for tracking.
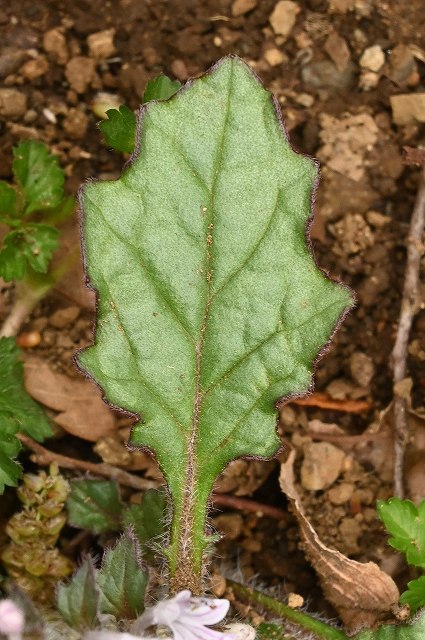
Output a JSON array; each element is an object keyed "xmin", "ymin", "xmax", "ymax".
[
  {"xmin": 211, "ymin": 493, "xmax": 286, "ymax": 520},
  {"xmin": 18, "ymin": 434, "xmax": 282, "ymax": 519},
  {"xmin": 0, "ymin": 247, "xmax": 80, "ymax": 337},
  {"xmin": 17, "ymin": 434, "xmax": 159, "ymax": 491},
  {"xmin": 392, "ymin": 165, "xmax": 425, "ymax": 498},
  {"xmin": 227, "ymin": 579, "xmax": 348, "ymax": 640},
  {"xmin": 0, "ymin": 279, "xmax": 51, "ymax": 338}
]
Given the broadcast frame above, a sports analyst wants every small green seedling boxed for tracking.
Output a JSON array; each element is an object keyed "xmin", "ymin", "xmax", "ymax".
[
  {"xmin": 78, "ymin": 55, "xmax": 353, "ymax": 595},
  {"xmin": 378, "ymin": 498, "xmax": 425, "ymax": 613},
  {"xmin": 99, "ymin": 73, "xmax": 181, "ymax": 154},
  {"xmin": 57, "ymin": 530, "xmax": 147, "ymax": 630},
  {"xmin": 0, "ymin": 140, "xmax": 73, "ymax": 283},
  {"xmin": 66, "ymin": 480, "xmax": 166, "ymax": 563},
  {"xmin": 0, "ymin": 140, "xmax": 75, "ymax": 338}
]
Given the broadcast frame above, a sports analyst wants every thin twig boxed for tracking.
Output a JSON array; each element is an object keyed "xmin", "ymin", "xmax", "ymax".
[
  {"xmin": 211, "ymin": 493, "xmax": 286, "ymax": 520},
  {"xmin": 18, "ymin": 434, "xmax": 285, "ymax": 519},
  {"xmin": 17, "ymin": 433, "xmax": 159, "ymax": 491},
  {"xmin": 391, "ymin": 164, "xmax": 425, "ymax": 498}
]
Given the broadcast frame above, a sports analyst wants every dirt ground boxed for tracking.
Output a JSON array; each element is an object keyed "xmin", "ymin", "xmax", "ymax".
[{"xmin": 0, "ymin": 0, "xmax": 424, "ymax": 628}]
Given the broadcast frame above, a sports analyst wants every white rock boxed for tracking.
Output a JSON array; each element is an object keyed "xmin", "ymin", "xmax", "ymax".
[
  {"xmin": 269, "ymin": 1, "xmax": 300, "ymax": 40},
  {"xmin": 301, "ymin": 442, "xmax": 345, "ymax": 490},
  {"xmin": 360, "ymin": 45, "xmax": 385, "ymax": 72},
  {"xmin": 225, "ymin": 623, "xmax": 256, "ymax": 639}
]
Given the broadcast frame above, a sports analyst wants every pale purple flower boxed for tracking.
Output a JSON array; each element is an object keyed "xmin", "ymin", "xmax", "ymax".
[
  {"xmin": 84, "ymin": 590, "xmax": 233, "ymax": 640},
  {"xmin": 0, "ymin": 599, "xmax": 24, "ymax": 638}
]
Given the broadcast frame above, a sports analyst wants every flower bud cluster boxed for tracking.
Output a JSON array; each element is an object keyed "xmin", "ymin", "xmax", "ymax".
[{"xmin": 1, "ymin": 463, "xmax": 74, "ymax": 603}]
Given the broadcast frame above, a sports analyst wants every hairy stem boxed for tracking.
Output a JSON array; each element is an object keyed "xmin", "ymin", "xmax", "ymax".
[
  {"xmin": 0, "ymin": 277, "xmax": 52, "ymax": 337},
  {"xmin": 0, "ymin": 247, "xmax": 79, "ymax": 338},
  {"xmin": 228, "ymin": 580, "xmax": 348, "ymax": 640}
]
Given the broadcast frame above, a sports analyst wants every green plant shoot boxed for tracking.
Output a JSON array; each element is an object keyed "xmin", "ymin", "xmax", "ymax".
[
  {"xmin": 378, "ymin": 498, "xmax": 425, "ymax": 612},
  {"xmin": 0, "ymin": 140, "xmax": 73, "ymax": 282},
  {"xmin": 78, "ymin": 56, "xmax": 353, "ymax": 594}
]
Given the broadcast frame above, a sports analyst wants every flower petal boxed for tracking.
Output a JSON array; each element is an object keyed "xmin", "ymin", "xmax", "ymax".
[
  {"xmin": 84, "ymin": 633, "xmax": 142, "ymax": 640},
  {"xmin": 0, "ymin": 599, "xmax": 24, "ymax": 635},
  {"xmin": 172, "ymin": 620, "xmax": 234, "ymax": 640},
  {"xmin": 182, "ymin": 598, "xmax": 230, "ymax": 625}
]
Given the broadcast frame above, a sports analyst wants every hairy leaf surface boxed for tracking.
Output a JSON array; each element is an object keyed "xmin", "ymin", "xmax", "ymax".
[
  {"xmin": 97, "ymin": 530, "xmax": 147, "ymax": 619},
  {"xmin": 67, "ymin": 479, "xmax": 123, "ymax": 534},
  {"xmin": 57, "ymin": 558, "xmax": 99, "ymax": 629},
  {"xmin": 79, "ymin": 56, "xmax": 353, "ymax": 584}
]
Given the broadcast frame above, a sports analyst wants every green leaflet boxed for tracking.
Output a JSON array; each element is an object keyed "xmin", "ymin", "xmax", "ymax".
[
  {"xmin": 13, "ymin": 140, "xmax": 65, "ymax": 214},
  {"xmin": 142, "ymin": 74, "xmax": 181, "ymax": 104},
  {"xmin": 99, "ymin": 106, "xmax": 137, "ymax": 154},
  {"xmin": 66, "ymin": 479, "xmax": 123, "ymax": 534},
  {"xmin": 353, "ymin": 612, "xmax": 425, "ymax": 640},
  {"xmin": 0, "ymin": 337, "xmax": 52, "ymax": 493},
  {"xmin": 0, "ymin": 224, "xmax": 59, "ymax": 282},
  {"xmin": 400, "ymin": 577, "xmax": 425, "ymax": 613},
  {"xmin": 78, "ymin": 56, "xmax": 353, "ymax": 590},
  {"xmin": 57, "ymin": 557, "xmax": 99, "ymax": 630},
  {"xmin": 97, "ymin": 530, "xmax": 147, "ymax": 619},
  {"xmin": 377, "ymin": 499, "xmax": 425, "ymax": 569}
]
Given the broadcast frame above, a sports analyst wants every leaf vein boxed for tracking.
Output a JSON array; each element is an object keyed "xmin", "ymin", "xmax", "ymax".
[{"xmin": 89, "ymin": 197, "xmax": 196, "ymax": 344}]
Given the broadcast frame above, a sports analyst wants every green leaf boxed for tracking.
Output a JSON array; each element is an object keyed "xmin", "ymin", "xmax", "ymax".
[
  {"xmin": 122, "ymin": 489, "xmax": 167, "ymax": 560},
  {"xmin": 78, "ymin": 56, "xmax": 353, "ymax": 588},
  {"xmin": 0, "ymin": 337, "xmax": 52, "ymax": 441},
  {"xmin": 12, "ymin": 140, "xmax": 65, "ymax": 214},
  {"xmin": 0, "ymin": 337, "xmax": 51, "ymax": 492},
  {"xmin": 377, "ymin": 498, "xmax": 425, "ymax": 568},
  {"xmin": 0, "ymin": 181, "xmax": 17, "ymax": 220},
  {"xmin": 57, "ymin": 557, "xmax": 99, "ymax": 629},
  {"xmin": 353, "ymin": 612, "xmax": 425, "ymax": 639},
  {"xmin": 142, "ymin": 74, "xmax": 181, "ymax": 103},
  {"xmin": 0, "ymin": 224, "xmax": 59, "ymax": 281},
  {"xmin": 0, "ymin": 419, "xmax": 23, "ymax": 493},
  {"xmin": 67, "ymin": 479, "xmax": 123, "ymax": 534},
  {"xmin": 400, "ymin": 577, "xmax": 425, "ymax": 613},
  {"xmin": 99, "ymin": 106, "xmax": 137, "ymax": 154},
  {"xmin": 97, "ymin": 529, "xmax": 147, "ymax": 619}
]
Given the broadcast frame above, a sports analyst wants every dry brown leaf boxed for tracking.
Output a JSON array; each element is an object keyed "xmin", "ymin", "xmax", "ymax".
[
  {"xmin": 24, "ymin": 357, "xmax": 116, "ymax": 441},
  {"xmin": 279, "ymin": 450, "xmax": 399, "ymax": 631}
]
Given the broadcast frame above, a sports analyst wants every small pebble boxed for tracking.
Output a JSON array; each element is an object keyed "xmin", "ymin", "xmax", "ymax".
[
  {"xmin": 65, "ymin": 56, "xmax": 95, "ymax": 93},
  {"xmin": 231, "ymin": 0, "xmax": 257, "ymax": 16},
  {"xmin": 20, "ymin": 55, "xmax": 49, "ymax": 80},
  {"xmin": 16, "ymin": 331, "xmax": 41, "ymax": 348},
  {"xmin": 87, "ymin": 29, "xmax": 116, "ymax": 60},
  {"xmin": 264, "ymin": 48, "xmax": 285, "ymax": 66},
  {"xmin": 350, "ymin": 351, "xmax": 374, "ymax": 388},
  {"xmin": 269, "ymin": 1, "xmax": 300, "ymax": 40},
  {"xmin": 359, "ymin": 45, "xmax": 385, "ymax": 72},
  {"xmin": 288, "ymin": 592, "xmax": 304, "ymax": 608},
  {"xmin": 301, "ymin": 442, "xmax": 345, "ymax": 490},
  {"xmin": 43, "ymin": 28, "xmax": 69, "ymax": 64},
  {"xmin": 49, "ymin": 306, "xmax": 80, "ymax": 329},
  {"xmin": 0, "ymin": 88, "xmax": 27, "ymax": 118}
]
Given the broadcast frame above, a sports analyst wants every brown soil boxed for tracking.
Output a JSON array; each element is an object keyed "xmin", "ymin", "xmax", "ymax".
[{"xmin": 0, "ymin": 0, "xmax": 424, "ymax": 627}]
